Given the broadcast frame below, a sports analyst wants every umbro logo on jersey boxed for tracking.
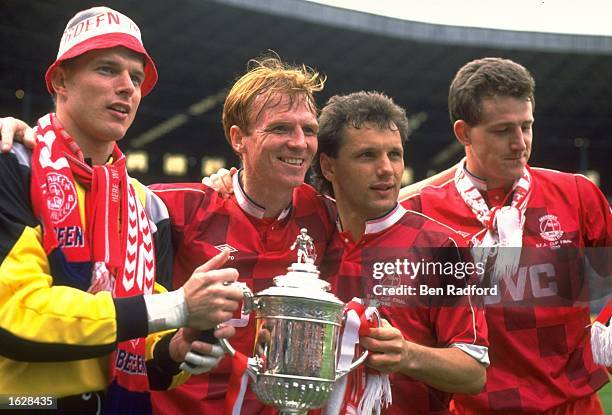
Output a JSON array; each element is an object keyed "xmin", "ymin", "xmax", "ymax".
[
  {"xmin": 215, "ymin": 243, "xmax": 238, "ymax": 259},
  {"xmin": 215, "ymin": 243, "xmax": 238, "ymax": 252}
]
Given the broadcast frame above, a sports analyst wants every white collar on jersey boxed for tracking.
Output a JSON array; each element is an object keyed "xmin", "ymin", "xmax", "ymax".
[
  {"xmin": 233, "ymin": 169, "xmax": 291, "ymax": 220},
  {"xmin": 337, "ymin": 203, "xmax": 407, "ymax": 235}
]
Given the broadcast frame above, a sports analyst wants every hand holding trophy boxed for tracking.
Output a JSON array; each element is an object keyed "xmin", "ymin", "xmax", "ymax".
[{"xmin": 219, "ymin": 229, "xmax": 375, "ymax": 414}]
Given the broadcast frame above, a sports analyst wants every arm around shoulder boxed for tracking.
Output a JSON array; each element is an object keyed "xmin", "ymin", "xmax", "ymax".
[{"xmin": 398, "ymin": 164, "xmax": 457, "ymax": 201}]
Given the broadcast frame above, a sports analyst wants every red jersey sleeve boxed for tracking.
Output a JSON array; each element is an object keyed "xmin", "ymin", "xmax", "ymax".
[{"xmin": 575, "ymin": 174, "xmax": 612, "ymax": 248}]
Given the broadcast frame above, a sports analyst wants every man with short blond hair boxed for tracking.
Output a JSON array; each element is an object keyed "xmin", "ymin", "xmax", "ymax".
[{"xmin": 149, "ymin": 56, "xmax": 335, "ymax": 415}]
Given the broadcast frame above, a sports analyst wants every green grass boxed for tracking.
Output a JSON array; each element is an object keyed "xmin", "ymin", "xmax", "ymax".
[{"xmin": 600, "ymin": 379, "xmax": 612, "ymax": 413}]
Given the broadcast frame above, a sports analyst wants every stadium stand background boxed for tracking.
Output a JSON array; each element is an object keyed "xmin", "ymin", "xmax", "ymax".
[{"xmin": 1, "ymin": 0, "xmax": 610, "ymax": 198}]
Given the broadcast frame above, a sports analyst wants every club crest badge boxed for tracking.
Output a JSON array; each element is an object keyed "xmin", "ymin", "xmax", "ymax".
[
  {"xmin": 538, "ymin": 214, "xmax": 564, "ymax": 242},
  {"xmin": 44, "ymin": 172, "xmax": 78, "ymax": 223}
]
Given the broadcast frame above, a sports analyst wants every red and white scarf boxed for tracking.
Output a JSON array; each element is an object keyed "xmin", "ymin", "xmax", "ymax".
[
  {"xmin": 591, "ymin": 299, "xmax": 612, "ymax": 367},
  {"xmin": 454, "ymin": 158, "xmax": 532, "ymax": 283},
  {"xmin": 325, "ymin": 299, "xmax": 391, "ymax": 415},
  {"xmin": 30, "ymin": 113, "xmax": 156, "ymax": 391}
]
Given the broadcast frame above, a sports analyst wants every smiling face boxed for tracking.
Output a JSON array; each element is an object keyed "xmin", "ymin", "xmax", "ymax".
[
  {"xmin": 52, "ymin": 46, "xmax": 144, "ymax": 154},
  {"xmin": 456, "ymin": 95, "xmax": 534, "ymax": 190},
  {"xmin": 322, "ymin": 123, "xmax": 404, "ymax": 223},
  {"xmin": 232, "ymin": 92, "xmax": 318, "ymax": 197}
]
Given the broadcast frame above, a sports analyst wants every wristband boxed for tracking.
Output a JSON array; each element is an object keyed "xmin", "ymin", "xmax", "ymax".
[{"xmin": 144, "ymin": 288, "xmax": 188, "ymax": 332}]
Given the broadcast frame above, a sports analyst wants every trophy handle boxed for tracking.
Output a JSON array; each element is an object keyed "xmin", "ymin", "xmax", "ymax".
[
  {"xmin": 346, "ymin": 349, "xmax": 369, "ymax": 373},
  {"xmin": 335, "ymin": 347, "xmax": 369, "ymax": 380},
  {"xmin": 218, "ymin": 282, "xmax": 255, "ymax": 357}
]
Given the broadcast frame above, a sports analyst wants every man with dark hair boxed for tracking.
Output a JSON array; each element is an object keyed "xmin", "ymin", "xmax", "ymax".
[
  {"xmin": 405, "ymin": 57, "xmax": 611, "ymax": 414},
  {"xmin": 314, "ymin": 91, "xmax": 489, "ymax": 415},
  {"xmin": 0, "ymin": 6, "xmax": 242, "ymax": 414},
  {"xmin": 311, "ymin": 90, "xmax": 410, "ymax": 198}
]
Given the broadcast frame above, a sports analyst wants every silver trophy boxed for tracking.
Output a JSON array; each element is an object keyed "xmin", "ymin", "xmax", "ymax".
[{"xmin": 220, "ymin": 229, "xmax": 367, "ymax": 414}]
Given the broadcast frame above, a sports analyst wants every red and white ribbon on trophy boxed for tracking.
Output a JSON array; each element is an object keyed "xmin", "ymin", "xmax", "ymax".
[
  {"xmin": 225, "ymin": 350, "xmax": 253, "ymax": 415},
  {"xmin": 324, "ymin": 298, "xmax": 392, "ymax": 415}
]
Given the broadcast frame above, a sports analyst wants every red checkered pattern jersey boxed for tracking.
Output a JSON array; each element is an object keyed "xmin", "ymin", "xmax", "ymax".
[
  {"xmin": 404, "ymin": 167, "xmax": 611, "ymax": 413},
  {"xmin": 320, "ymin": 203, "xmax": 489, "ymax": 415},
  {"xmin": 149, "ymin": 176, "xmax": 334, "ymax": 415}
]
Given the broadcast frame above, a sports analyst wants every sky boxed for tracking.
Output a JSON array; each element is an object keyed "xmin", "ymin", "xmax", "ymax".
[{"xmin": 306, "ymin": 0, "xmax": 612, "ymax": 37}]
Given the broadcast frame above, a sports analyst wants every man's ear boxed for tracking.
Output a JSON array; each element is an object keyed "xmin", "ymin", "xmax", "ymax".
[
  {"xmin": 319, "ymin": 153, "xmax": 335, "ymax": 182},
  {"xmin": 50, "ymin": 67, "xmax": 70, "ymax": 98},
  {"xmin": 229, "ymin": 125, "xmax": 246, "ymax": 156},
  {"xmin": 453, "ymin": 120, "xmax": 471, "ymax": 146}
]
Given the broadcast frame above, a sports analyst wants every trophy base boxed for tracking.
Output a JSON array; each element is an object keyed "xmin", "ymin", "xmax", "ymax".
[{"xmin": 252, "ymin": 373, "xmax": 335, "ymax": 413}]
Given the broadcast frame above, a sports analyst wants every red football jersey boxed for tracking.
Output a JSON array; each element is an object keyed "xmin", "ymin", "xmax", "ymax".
[
  {"xmin": 320, "ymin": 204, "xmax": 489, "ymax": 415},
  {"xmin": 149, "ymin": 177, "xmax": 334, "ymax": 415},
  {"xmin": 405, "ymin": 167, "xmax": 611, "ymax": 413}
]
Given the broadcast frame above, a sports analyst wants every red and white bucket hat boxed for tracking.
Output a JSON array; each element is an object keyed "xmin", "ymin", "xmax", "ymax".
[{"xmin": 45, "ymin": 6, "xmax": 158, "ymax": 96}]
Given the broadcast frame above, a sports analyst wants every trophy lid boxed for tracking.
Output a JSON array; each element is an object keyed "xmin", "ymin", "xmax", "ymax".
[
  {"xmin": 257, "ymin": 262, "xmax": 344, "ymax": 305},
  {"xmin": 256, "ymin": 229, "xmax": 343, "ymax": 305}
]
